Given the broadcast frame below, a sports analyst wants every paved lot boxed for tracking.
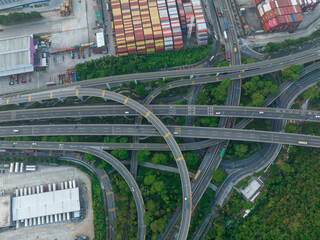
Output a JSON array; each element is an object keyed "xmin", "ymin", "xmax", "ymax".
[{"xmin": 0, "ymin": 166, "xmax": 94, "ymax": 240}]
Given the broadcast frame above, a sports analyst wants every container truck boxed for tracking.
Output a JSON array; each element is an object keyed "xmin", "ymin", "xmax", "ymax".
[
  {"xmin": 223, "ymin": 31, "xmax": 228, "ymax": 42},
  {"xmin": 224, "ymin": 22, "xmax": 228, "ymax": 32}
]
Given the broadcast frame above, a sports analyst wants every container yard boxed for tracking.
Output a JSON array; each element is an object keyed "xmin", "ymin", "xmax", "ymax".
[
  {"xmin": 110, "ymin": 0, "xmax": 209, "ymax": 56},
  {"xmin": 253, "ymin": 0, "xmax": 319, "ymax": 33}
]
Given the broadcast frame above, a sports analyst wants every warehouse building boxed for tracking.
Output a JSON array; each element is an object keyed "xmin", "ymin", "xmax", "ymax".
[
  {"xmin": 240, "ymin": 177, "xmax": 264, "ymax": 202},
  {"xmin": 0, "ymin": 0, "xmax": 50, "ymax": 11},
  {"xmin": 12, "ymin": 180, "xmax": 80, "ymax": 228},
  {"xmin": 0, "ymin": 35, "xmax": 35, "ymax": 77}
]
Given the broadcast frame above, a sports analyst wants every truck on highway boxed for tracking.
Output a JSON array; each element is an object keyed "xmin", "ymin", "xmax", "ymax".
[
  {"xmin": 298, "ymin": 141, "xmax": 307, "ymax": 145},
  {"xmin": 13, "ymin": 129, "xmax": 20, "ymax": 133},
  {"xmin": 220, "ymin": 145, "xmax": 227, "ymax": 157},
  {"xmin": 220, "ymin": 6, "xmax": 224, "ymax": 16},
  {"xmin": 227, "ymin": 51, "xmax": 231, "ymax": 62},
  {"xmin": 224, "ymin": 22, "xmax": 228, "ymax": 32},
  {"xmin": 217, "ymin": 6, "xmax": 221, "ymax": 17},
  {"xmin": 192, "ymin": 170, "xmax": 201, "ymax": 183},
  {"xmin": 233, "ymin": 47, "xmax": 237, "ymax": 53},
  {"xmin": 223, "ymin": 31, "xmax": 228, "ymax": 42}
]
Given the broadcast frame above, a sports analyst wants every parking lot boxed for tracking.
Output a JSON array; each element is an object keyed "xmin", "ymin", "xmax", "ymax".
[{"xmin": 0, "ymin": 166, "xmax": 94, "ymax": 240}]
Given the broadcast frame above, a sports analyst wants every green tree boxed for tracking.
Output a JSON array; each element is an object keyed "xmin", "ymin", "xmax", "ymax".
[
  {"xmin": 183, "ymin": 152, "xmax": 199, "ymax": 167},
  {"xmin": 285, "ymin": 123, "xmax": 299, "ymax": 133},
  {"xmin": 119, "ymin": 137, "xmax": 128, "ymax": 143},
  {"xmin": 250, "ymin": 92, "xmax": 264, "ymax": 106},
  {"xmin": 70, "ymin": 136, "xmax": 79, "ymax": 142},
  {"xmin": 136, "ymin": 149, "xmax": 151, "ymax": 162},
  {"xmin": 151, "ymin": 153, "xmax": 168, "ymax": 165},
  {"xmin": 234, "ymin": 144, "xmax": 248, "ymax": 157},
  {"xmin": 212, "ymin": 169, "xmax": 227, "ymax": 185},
  {"xmin": 84, "ymin": 153, "xmax": 95, "ymax": 163}
]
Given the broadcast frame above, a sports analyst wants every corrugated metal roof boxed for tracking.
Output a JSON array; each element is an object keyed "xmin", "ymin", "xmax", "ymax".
[
  {"xmin": 0, "ymin": 35, "xmax": 34, "ymax": 77},
  {"xmin": 12, "ymin": 187, "xmax": 80, "ymax": 221}
]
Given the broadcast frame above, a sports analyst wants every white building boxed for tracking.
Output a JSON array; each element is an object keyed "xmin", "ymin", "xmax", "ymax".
[{"xmin": 240, "ymin": 177, "xmax": 263, "ymax": 202}]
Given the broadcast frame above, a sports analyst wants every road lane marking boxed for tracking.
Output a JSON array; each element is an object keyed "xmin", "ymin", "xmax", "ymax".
[
  {"xmin": 28, "ymin": 95, "xmax": 32, "ymax": 102},
  {"xmin": 164, "ymin": 132, "xmax": 171, "ymax": 139},
  {"xmin": 102, "ymin": 90, "xmax": 105, "ymax": 97},
  {"xmin": 176, "ymin": 157, "xmax": 183, "ymax": 161},
  {"xmin": 76, "ymin": 89, "xmax": 79, "ymax": 96},
  {"xmin": 144, "ymin": 111, "xmax": 151, "ymax": 118},
  {"xmin": 124, "ymin": 98, "xmax": 128, "ymax": 104},
  {"xmin": 101, "ymin": 174, "xmax": 108, "ymax": 179}
]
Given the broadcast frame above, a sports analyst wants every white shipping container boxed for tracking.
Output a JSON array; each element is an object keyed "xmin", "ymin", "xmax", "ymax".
[
  {"xmin": 36, "ymin": 186, "xmax": 40, "ymax": 193},
  {"xmin": 23, "ymin": 188, "xmax": 27, "ymax": 196},
  {"xmin": 9, "ymin": 163, "xmax": 14, "ymax": 172},
  {"xmin": 20, "ymin": 163, "xmax": 24, "ymax": 172},
  {"xmin": 72, "ymin": 180, "xmax": 76, "ymax": 188},
  {"xmin": 15, "ymin": 188, "xmax": 19, "ymax": 197},
  {"xmin": 15, "ymin": 163, "xmax": 19, "ymax": 173},
  {"xmin": 19, "ymin": 188, "xmax": 23, "ymax": 196},
  {"xmin": 64, "ymin": 181, "xmax": 68, "ymax": 189}
]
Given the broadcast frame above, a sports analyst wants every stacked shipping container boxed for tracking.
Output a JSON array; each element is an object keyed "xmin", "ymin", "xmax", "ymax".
[
  {"xmin": 299, "ymin": 0, "xmax": 320, "ymax": 12},
  {"xmin": 111, "ymin": 0, "xmax": 208, "ymax": 56},
  {"xmin": 254, "ymin": 0, "xmax": 304, "ymax": 32},
  {"xmin": 183, "ymin": 2, "xmax": 195, "ymax": 33},
  {"xmin": 192, "ymin": 0, "xmax": 208, "ymax": 45}
]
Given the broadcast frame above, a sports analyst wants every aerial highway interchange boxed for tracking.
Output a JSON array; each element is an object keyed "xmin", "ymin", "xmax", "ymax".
[{"xmin": 1, "ymin": 16, "xmax": 320, "ymax": 240}]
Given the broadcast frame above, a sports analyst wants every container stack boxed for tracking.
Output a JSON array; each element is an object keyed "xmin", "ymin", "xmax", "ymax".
[
  {"xmin": 176, "ymin": 0, "xmax": 187, "ymax": 33},
  {"xmin": 254, "ymin": 0, "xmax": 303, "ymax": 33},
  {"xmin": 140, "ymin": 0, "xmax": 154, "ymax": 54},
  {"xmin": 157, "ymin": 0, "xmax": 174, "ymax": 51},
  {"xmin": 112, "ymin": 0, "xmax": 128, "ymax": 56},
  {"xmin": 192, "ymin": 0, "xmax": 208, "ymax": 45},
  {"xmin": 298, "ymin": 0, "xmax": 319, "ymax": 12},
  {"xmin": 121, "ymin": 0, "xmax": 136, "ymax": 55},
  {"xmin": 148, "ymin": 0, "xmax": 164, "ymax": 52},
  {"xmin": 183, "ymin": 2, "xmax": 196, "ymax": 33},
  {"xmin": 167, "ymin": 0, "xmax": 183, "ymax": 50},
  {"xmin": 130, "ymin": 0, "xmax": 144, "ymax": 55}
]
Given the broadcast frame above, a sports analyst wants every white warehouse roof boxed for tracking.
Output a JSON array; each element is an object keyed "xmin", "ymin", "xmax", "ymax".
[
  {"xmin": 96, "ymin": 32, "xmax": 105, "ymax": 47},
  {"xmin": 12, "ymin": 188, "xmax": 80, "ymax": 221},
  {"xmin": 0, "ymin": 35, "xmax": 35, "ymax": 77}
]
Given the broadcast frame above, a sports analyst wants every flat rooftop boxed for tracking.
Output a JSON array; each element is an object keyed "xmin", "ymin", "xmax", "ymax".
[
  {"xmin": 12, "ymin": 187, "xmax": 80, "ymax": 221},
  {"xmin": 241, "ymin": 178, "xmax": 263, "ymax": 201},
  {"xmin": 0, "ymin": 35, "xmax": 34, "ymax": 77},
  {"xmin": 0, "ymin": 195, "xmax": 11, "ymax": 228}
]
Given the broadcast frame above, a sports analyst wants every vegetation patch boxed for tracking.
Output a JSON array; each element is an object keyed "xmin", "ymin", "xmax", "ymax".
[
  {"xmin": 0, "ymin": 12, "xmax": 42, "ymax": 25},
  {"xmin": 75, "ymin": 45, "xmax": 212, "ymax": 80}
]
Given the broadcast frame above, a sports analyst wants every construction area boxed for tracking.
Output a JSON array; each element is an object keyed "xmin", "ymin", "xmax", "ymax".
[
  {"xmin": 0, "ymin": 165, "xmax": 94, "ymax": 240},
  {"xmin": 111, "ymin": 0, "xmax": 209, "ymax": 56}
]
